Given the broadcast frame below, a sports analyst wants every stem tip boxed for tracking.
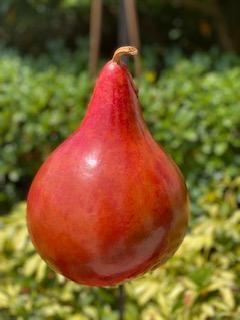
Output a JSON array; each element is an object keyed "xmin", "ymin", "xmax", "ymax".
[{"xmin": 112, "ymin": 46, "xmax": 138, "ymax": 64}]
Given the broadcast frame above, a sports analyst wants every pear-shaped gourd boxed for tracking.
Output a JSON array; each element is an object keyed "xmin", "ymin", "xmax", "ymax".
[{"xmin": 27, "ymin": 46, "xmax": 189, "ymax": 287}]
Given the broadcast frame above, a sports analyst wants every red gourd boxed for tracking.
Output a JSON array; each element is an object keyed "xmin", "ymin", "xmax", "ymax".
[{"xmin": 27, "ymin": 47, "xmax": 189, "ymax": 287}]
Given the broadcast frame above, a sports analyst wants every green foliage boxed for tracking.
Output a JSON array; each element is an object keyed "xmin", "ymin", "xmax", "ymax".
[
  {"xmin": 129, "ymin": 175, "xmax": 240, "ymax": 319},
  {"xmin": 140, "ymin": 55, "xmax": 240, "ymax": 186},
  {"xmin": 0, "ymin": 49, "xmax": 91, "ymax": 209},
  {"xmin": 0, "ymin": 45, "xmax": 240, "ymax": 318},
  {"xmin": 1, "ymin": 1, "xmax": 240, "ymax": 317},
  {"xmin": 1, "ymin": 49, "xmax": 240, "ymax": 210},
  {"xmin": 0, "ymin": 0, "xmax": 91, "ymax": 54},
  {"xmin": 0, "ymin": 175, "xmax": 239, "ymax": 319},
  {"xmin": 2, "ymin": 0, "xmax": 240, "ymax": 56},
  {"xmin": 0, "ymin": 204, "xmax": 119, "ymax": 319}
]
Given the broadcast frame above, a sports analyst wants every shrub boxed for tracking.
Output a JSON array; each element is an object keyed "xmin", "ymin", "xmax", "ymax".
[
  {"xmin": 0, "ymin": 49, "xmax": 91, "ymax": 210},
  {"xmin": 140, "ymin": 57, "xmax": 240, "ymax": 206},
  {"xmin": 2, "ymin": 1, "xmax": 240, "ymax": 57},
  {"xmin": 0, "ymin": 175, "xmax": 239, "ymax": 319},
  {"xmin": 1, "ymin": 49, "xmax": 240, "ymax": 211},
  {"xmin": 129, "ymin": 175, "xmax": 240, "ymax": 319}
]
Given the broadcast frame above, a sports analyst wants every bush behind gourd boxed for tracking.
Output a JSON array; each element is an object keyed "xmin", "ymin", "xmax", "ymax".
[
  {"xmin": 1, "ymin": 49, "xmax": 240, "ymax": 211},
  {"xmin": 1, "ymin": 48, "xmax": 240, "ymax": 318},
  {"xmin": 0, "ymin": 175, "xmax": 239, "ymax": 319},
  {"xmin": 0, "ymin": 50, "xmax": 91, "ymax": 210}
]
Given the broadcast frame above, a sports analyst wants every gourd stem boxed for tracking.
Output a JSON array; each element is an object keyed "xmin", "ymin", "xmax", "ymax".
[{"xmin": 112, "ymin": 46, "xmax": 138, "ymax": 64}]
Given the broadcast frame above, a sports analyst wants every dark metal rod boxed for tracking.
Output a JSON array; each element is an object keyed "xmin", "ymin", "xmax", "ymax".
[
  {"xmin": 118, "ymin": 284, "xmax": 125, "ymax": 320},
  {"xmin": 118, "ymin": 0, "xmax": 129, "ymax": 64}
]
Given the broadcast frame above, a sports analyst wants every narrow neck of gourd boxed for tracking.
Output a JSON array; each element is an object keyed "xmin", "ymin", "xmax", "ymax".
[{"xmin": 82, "ymin": 62, "xmax": 144, "ymax": 136}]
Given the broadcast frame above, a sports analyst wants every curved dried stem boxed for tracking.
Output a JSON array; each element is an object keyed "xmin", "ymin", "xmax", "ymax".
[{"xmin": 112, "ymin": 46, "xmax": 138, "ymax": 64}]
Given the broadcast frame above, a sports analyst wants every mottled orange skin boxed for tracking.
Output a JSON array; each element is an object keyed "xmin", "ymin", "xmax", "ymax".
[{"xmin": 27, "ymin": 60, "xmax": 189, "ymax": 287}]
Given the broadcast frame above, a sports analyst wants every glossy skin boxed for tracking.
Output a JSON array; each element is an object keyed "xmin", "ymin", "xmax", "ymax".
[{"xmin": 27, "ymin": 59, "xmax": 189, "ymax": 287}]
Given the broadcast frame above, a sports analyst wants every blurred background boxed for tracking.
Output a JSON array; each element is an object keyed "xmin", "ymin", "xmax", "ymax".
[{"xmin": 0, "ymin": 0, "xmax": 240, "ymax": 319}]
